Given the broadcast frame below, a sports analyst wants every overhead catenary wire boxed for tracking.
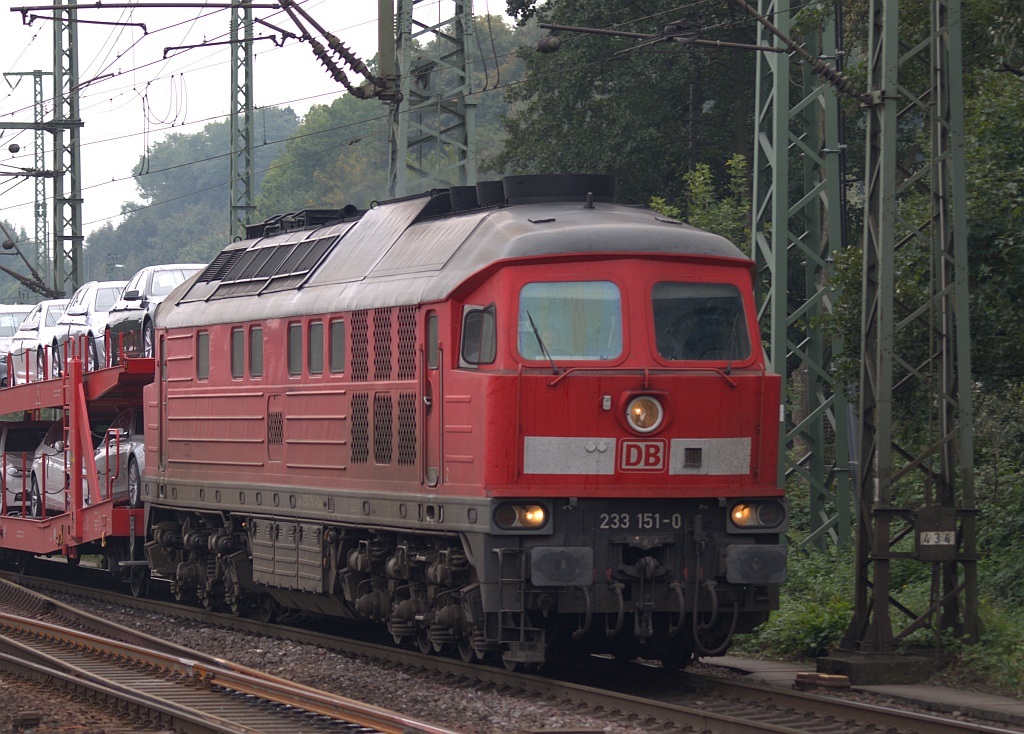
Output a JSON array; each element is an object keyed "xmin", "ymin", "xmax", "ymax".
[
  {"xmin": 2, "ymin": 1, "xmax": 788, "ymax": 228},
  {"xmin": 1, "ymin": 56, "xmax": 709, "ymax": 222}
]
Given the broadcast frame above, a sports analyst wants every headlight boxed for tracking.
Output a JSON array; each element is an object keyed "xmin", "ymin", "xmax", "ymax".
[
  {"xmin": 494, "ymin": 503, "xmax": 548, "ymax": 530},
  {"xmin": 625, "ymin": 396, "xmax": 663, "ymax": 433},
  {"xmin": 730, "ymin": 502, "xmax": 785, "ymax": 529}
]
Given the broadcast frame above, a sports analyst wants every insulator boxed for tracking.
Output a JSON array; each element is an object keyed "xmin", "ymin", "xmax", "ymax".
[{"xmin": 537, "ymin": 36, "xmax": 561, "ymax": 53}]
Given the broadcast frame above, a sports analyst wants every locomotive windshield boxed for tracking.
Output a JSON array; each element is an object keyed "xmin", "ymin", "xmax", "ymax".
[
  {"xmin": 653, "ymin": 282, "xmax": 751, "ymax": 361},
  {"xmin": 518, "ymin": 281, "xmax": 623, "ymax": 361}
]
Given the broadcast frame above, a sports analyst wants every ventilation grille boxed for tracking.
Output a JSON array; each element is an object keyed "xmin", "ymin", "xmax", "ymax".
[
  {"xmin": 198, "ymin": 250, "xmax": 246, "ymax": 283},
  {"xmin": 373, "ymin": 308, "xmax": 393, "ymax": 381},
  {"xmin": 397, "ymin": 305, "xmax": 416, "ymax": 380},
  {"xmin": 268, "ymin": 412, "xmax": 284, "ymax": 445},
  {"xmin": 352, "ymin": 310, "xmax": 369, "ymax": 382},
  {"xmin": 374, "ymin": 393, "xmax": 393, "ymax": 464},
  {"xmin": 398, "ymin": 392, "xmax": 417, "ymax": 466},
  {"xmin": 351, "ymin": 393, "xmax": 369, "ymax": 463}
]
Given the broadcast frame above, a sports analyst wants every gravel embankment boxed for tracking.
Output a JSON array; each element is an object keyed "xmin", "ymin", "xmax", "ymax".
[{"xmin": 6, "ymin": 592, "xmax": 652, "ymax": 733}]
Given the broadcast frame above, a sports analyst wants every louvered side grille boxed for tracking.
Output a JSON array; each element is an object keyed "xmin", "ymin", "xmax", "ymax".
[
  {"xmin": 351, "ymin": 392, "xmax": 369, "ymax": 463},
  {"xmin": 352, "ymin": 311, "xmax": 369, "ymax": 382},
  {"xmin": 397, "ymin": 392, "xmax": 417, "ymax": 465},
  {"xmin": 397, "ymin": 305, "xmax": 417, "ymax": 380},
  {"xmin": 373, "ymin": 308, "xmax": 393, "ymax": 381},
  {"xmin": 373, "ymin": 393, "xmax": 393, "ymax": 465}
]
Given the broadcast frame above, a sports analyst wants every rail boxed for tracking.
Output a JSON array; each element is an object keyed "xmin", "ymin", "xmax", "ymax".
[{"xmin": 0, "ymin": 578, "xmax": 458, "ymax": 734}]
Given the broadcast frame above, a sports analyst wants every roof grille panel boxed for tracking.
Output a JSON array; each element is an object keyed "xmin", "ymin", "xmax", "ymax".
[{"xmin": 197, "ymin": 250, "xmax": 246, "ymax": 283}]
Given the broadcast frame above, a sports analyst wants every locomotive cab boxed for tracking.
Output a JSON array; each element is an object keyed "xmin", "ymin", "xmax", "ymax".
[{"xmin": 440, "ymin": 233, "xmax": 787, "ymax": 667}]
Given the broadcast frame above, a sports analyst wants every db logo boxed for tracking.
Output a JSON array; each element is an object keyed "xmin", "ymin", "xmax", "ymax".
[{"xmin": 619, "ymin": 440, "xmax": 666, "ymax": 471}]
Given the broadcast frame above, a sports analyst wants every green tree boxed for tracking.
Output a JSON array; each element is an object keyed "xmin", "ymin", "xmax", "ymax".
[
  {"xmin": 961, "ymin": 69, "xmax": 1024, "ymax": 385},
  {"xmin": 256, "ymin": 96, "xmax": 387, "ymax": 216},
  {"xmin": 257, "ymin": 16, "xmax": 534, "ymax": 216},
  {"xmin": 85, "ymin": 107, "xmax": 299, "ymax": 275},
  {"xmin": 494, "ymin": 0, "xmax": 757, "ymax": 204},
  {"xmin": 650, "ymin": 154, "xmax": 750, "ymax": 246}
]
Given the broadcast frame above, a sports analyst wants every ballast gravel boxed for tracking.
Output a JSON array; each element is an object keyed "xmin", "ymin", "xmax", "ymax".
[{"xmin": 7, "ymin": 592, "xmax": 656, "ymax": 734}]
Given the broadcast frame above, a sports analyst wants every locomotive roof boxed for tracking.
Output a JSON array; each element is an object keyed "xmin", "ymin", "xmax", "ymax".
[{"xmin": 167, "ymin": 179, "xmax": 749, "ymax": 327}]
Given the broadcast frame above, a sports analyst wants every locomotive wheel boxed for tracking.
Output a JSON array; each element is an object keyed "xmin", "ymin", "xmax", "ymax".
[
  {"xmin": 222, "ymin": 563, "xmax": 245, "ymax": 616},
  {"xmin": 256, "ymin": 594, "xmax": 280, "ymax": 623},
  {"xmin": 130, "ymin": 566, "xmax": 151, "ymax": 598},
  {"xmin": 173, "ymin": 583, "xmax": 194, "ymax": 604},
  {"xmin": 127, "ymin": 457, "xmax": 142, "ymax": 508},
  {"xmin": 202, "ymin": 590, "xmax": 224, "ymax": 613},
  {"xmin": 416, "ymin": 631, "xmax": 433, "ymax": 655},
  {"xmin": 501, "ymin": 653, "xmax": 523, "ymax": 672},
  {"xmin": 457, "ymin": 637, "xmax": 477, "ymax": 663},
  {"xmin": 659, "ymin": 636, "xmax": 695, "ymax": 672}
]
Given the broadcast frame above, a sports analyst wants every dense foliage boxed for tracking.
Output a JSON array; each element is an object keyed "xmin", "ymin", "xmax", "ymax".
[
  {"xmin": 495, "ymin": 0, "xmax": 757, "ymax": 204},
  {"xmin": 256, "ymin": 16, "xmax": 540, "ymax": 216},
  {"xmin": 82, "ymin": 107, "xmax": 300, "ymax": 279}
]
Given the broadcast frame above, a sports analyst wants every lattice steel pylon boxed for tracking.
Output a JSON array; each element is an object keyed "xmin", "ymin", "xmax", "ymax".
[
  {"xmin": 388, "ymin": 0, "xmax": 477, "ymax": 197},
  {"xmin": 844, "ymin": 0, "xmax": 979, "ymax": 652},
  {"xmin": 32, "ymin": 70, "xmax": 49, "ymax": 280},
  {"xmin": 752, "ymin": 0, "xmax": 852, "ymax": 549},
  {"xmin": 52, "ymin": 4, "xmax": 83, "ymax": 294},
  {"xmin": 229, "ymin": 0, "xmax": 255, "ymax": 240},
  {"xmin": 2, "ymin": 70, "xmax": 51, "ymax": 280}
]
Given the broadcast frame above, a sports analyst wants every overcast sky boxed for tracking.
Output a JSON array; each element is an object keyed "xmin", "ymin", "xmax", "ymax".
[{"xmin": 0, "ymin": 0, "xmax": 400, "ymax": 240}]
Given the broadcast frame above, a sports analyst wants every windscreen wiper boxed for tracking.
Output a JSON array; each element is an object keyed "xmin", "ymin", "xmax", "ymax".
[{"xmin": 527, "ymin": 311, "xmax": 560, "ymax": 375}]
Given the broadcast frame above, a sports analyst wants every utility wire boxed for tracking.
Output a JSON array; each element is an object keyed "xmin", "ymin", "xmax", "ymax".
[{"xmin": 3, "ymin": 2, "xmax": 788, "ymax": 225}]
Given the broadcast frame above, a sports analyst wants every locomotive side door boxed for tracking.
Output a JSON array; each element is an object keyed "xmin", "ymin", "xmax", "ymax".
[
  {"xmin": 159, "ymin": 334, "xmax": 168, "ymax": 470},
  {"xmin": 423, "ymin": 311, "xmax": 441, "ymax": 487}
]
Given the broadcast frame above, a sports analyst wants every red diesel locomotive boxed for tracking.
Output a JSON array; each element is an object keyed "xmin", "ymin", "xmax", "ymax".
[{"xmin": 140, "ymin": 174, "xmax": 787, "ymax": 669}]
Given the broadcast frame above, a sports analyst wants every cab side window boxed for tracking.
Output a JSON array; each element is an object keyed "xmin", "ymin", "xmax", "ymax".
[{"xmin": 461, "ymin": 305, "xmax": 496, "ymax": 366}]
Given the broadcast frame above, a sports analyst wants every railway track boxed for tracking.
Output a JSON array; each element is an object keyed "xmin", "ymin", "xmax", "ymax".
[
  {"xmin": 3, "ymin": 567, "xmax": 1018, "ymax": 734},
  {"xmin": 0, "ymin": 575, "xmax": 457, "ymax": 734}
]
